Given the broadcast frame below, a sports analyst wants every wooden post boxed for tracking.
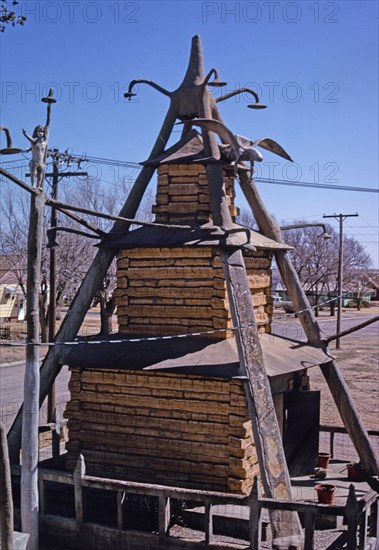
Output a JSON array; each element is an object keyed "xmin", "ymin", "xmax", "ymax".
[
  {"xmin": 204, "ymin": 500, "xmax": 213, "ymax": 544},
  {"xmin": 158, "ymin": 495, "xmax": 170, "ymax": 538},
  {"xmin": 222, "ymin": 247, "xmax": 302, "ymax": 541},
  {"xmin": 21, "ymin": 189, "xmax": 45, "ymax": 550},
  {"xmin": 51, "ymin": 420, "xmax": 60, "ymax": 459},
  {"xmin": 0, "ymin": 421, "xmax": 14, "ymax": 550},
  {"xmin": 249, "ymin": 477, "xmax": 261, "ymax": 550},
  {"xmin": 323, "ymin": 213, "xmax": 359, "ymax": 350},
  {"xmin": 238, "ymin": 169, "xmax": 379, "ymax": 476},
  {"xmin": 303, "ymin": 512, "xmax": 316, "ymax": 550},
  {"xmin": 369, "ymin": 498, "xmax": 378, "ymax": 538},
  {"xmin": 74, "ymin": 454, "xmax": 85, "ymax": 530},
  {"xmin": 38, "ymin": 475, "xmax": 45, "ymax": 518},
  {"xmin": 345, "ymin": 484, "xmax": 359, "ymax": 550},
  {"xmin": 358, "ymin": 509, "xmax": 368, "ymax": 549},
  {"xmin": 117, "ymin": 491, "xmax": 124, "ymax": 531}
]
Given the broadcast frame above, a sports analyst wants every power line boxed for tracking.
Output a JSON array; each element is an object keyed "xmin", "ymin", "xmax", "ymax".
[
  {"xmin": 255, "ymin": 177, "xmax": 378, "ymax": 193},
  {"xmin": 359, "ymin": 215, "xmax": 379, "ymax": 231},
  {"xmin": 2, "ymin": 154, "xmax": 378, "ymax": 193}
]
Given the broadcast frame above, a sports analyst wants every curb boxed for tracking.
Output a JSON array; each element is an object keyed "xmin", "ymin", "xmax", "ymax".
[{"xmin": 0, "ymin": 360, "xmax": 25, "ymax": 368}]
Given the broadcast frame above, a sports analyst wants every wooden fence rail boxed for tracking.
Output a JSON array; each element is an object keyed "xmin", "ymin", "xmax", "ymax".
[
  {"xmin": 320, "ymin": 426, "xmax": 379, "ymax": 459},
  {"xmin": 11, "ymin": 454, "xmax": 378, "ymax": 550}
]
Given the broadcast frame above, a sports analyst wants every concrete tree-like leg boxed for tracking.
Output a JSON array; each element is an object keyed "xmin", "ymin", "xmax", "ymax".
[{"xmin": 238, "ymin": 169, "xmax": 378, "ymax": 476}]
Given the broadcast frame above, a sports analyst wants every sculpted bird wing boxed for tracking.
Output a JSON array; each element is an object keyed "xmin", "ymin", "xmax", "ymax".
[
  {"xmin": 252, "ymin": 138, "xmax": 293, "ymax": 162},
  {"xmin": 235, "ymin": 134, "xmax": 254, "ymax": 148},
  {"xmin": 188, "ymin": 118, "xmax": 242, "ymax": 159}
]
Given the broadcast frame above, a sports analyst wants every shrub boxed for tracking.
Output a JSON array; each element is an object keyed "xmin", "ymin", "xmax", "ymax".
[
  {"xmin": 283, "ymin": 302, "xmax": 296, "ymax": 314},
  {"xmin": 346, "ymin": 299, "xmax": 370, "ymax": 309}
]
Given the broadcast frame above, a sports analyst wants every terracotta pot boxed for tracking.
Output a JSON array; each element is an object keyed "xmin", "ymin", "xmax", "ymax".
[
  {"xmin": 318, "ymin": 452, "xmax": 331, "ymax": 469},
  {"xmin": 347, "ymin": 463, "xmax": 362, "ymax": 482},
  {"xmin": 315, "ymin": 483, "xmax": 336, "ymax": 505}
]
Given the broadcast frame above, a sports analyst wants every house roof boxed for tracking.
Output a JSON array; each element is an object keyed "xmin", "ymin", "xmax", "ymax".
[
  {"xmin": 0, "ymin": 270, "xmax": 22, "ymax": 286},
  {"xmin": 0, "ymin": 256, "xmax": 26, "ymax": 286},
  {"xmin": 60, "ymin": 332, "xmax": 331, "ymax": 384}
]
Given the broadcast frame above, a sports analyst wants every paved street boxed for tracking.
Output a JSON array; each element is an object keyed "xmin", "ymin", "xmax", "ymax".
[
  {"xmin": 0, "ymin": 362, "xmax": 70, "ymax": 431},
  {"xmin": 272, "ymin": 309, "xmax": 379, "ymax": 342}
]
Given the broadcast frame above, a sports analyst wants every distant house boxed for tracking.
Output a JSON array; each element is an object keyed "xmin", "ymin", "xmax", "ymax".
[
  {"xmin": 0, "ymin": 261, "xmax": 26, "ymax": 322},
  {"xmin": 363, "ymin": 270, "xmax": 379, "ymax": 302}
]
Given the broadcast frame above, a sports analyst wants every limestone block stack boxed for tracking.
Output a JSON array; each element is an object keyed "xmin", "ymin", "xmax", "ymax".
[
  {"xmin": 64, "ymin": 161, "xmax": 275, "ymax": 496},
  {"xmin": 65, "ymin": 369, "xmax": 259, "ymax": 494},
  {"xmin": 152, "ymin": 164, "xmax": 239, "ymax": 224},
  {"xmin": 115, "ymin": 247, "xmax": 272, "ymax": 337}
]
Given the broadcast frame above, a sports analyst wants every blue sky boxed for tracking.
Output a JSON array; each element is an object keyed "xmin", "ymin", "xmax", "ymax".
[{"xmin": 1, "ymin": 0, "xmax": 378, "ymax": 266}]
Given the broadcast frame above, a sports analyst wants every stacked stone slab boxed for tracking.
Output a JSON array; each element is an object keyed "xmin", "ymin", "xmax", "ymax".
[
  {"xmin": 115, "ymin": 163, "xmax": 273, "ymax": 337},
  {"xmin": 65, "ymin": 369, "xmax": 259, "ymax": 494},
  {"xmin": 152, "ymin": 164, "xmax": 238, "ymax": 224},
  {"xmin": 115, "ymin": 247, "xmax": 272, "ymax": 337},
  {"xmin": 65, "ymin": 162, "xmax": 275, "ymax": 494}
]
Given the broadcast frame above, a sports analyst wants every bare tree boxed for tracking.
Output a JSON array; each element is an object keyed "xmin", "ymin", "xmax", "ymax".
[
  {"xmin": 0, "ymin": 175, "xmax": 155, "ymax": 336},
  {"xmin": 236, "ymin": 207, "xmax": 257, "ymax": 229},
  {"xmin": 279, "ymin": 220, "xmax": 372, "ymax": 315},
  {"xmin": 0, "ymin": 186, "xmax": 29, "ymax": 295}
]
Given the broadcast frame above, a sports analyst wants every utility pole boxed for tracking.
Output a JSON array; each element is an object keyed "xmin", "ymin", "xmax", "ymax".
[
  {"xmin": 21, "ymin": 89, "xmax": 57, "ymax": 550},
  {"xmin": 47, "ymin": 156, "xmax": 58, "ymax": 431},
  {"xmin": 44, "ymin": 151, "xmax": 87, "ymax": 436},
  {"xmin": 27, "ymin": 151, "xmax": 87, "ymax": 432},
  {"xmin": 323, "ymin": 212, "xmax": 359, "ymax": 349}
]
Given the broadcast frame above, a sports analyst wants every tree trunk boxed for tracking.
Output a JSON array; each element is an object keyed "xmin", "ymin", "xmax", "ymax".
[
  {"xmin": 39, "ymin": 294, "xmax": 48, "ymax": 343},
  {"xmin": 21, "ymin": 190, "xmax": 45, "ymax": 550},
  {"xmin": 99, "ymin": 293, "xmax": 115, "ymax": 336},
  {"xmin": 329, "ymin": 293, "xmax": 335, "ymax": 316},
  {"xmin": 314, "ymin": 290, "xmax": 319, "ymax": 317},
  {"xmin": 0, "ymin": 421, "xmax": 13, "ymax": 550}
]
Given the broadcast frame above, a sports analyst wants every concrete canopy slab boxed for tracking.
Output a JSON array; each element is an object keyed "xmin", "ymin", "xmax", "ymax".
[{"xmin": 61, "ymin": 332, "xmax": 330, "ymax": 382}]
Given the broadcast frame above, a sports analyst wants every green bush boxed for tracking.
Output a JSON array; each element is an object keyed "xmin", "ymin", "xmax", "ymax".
[
  {"xmin": 283, "ymin": 302, "xmax": 296, "ymax": 314},
  {"xmin": 346, "ymin": 299, "xmax": 370, "ymax": 309}
]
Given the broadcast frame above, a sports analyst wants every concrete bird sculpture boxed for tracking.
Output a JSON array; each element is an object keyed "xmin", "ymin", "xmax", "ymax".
[{"xmin": 182, "ymin": 118, "xmax": 292, "ymax": 173}]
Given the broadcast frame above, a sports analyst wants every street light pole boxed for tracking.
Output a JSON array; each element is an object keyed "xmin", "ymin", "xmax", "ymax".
[
  {"xmin": 323, "ymin": 212, "xmax": 358, "ymax": 349},
  {"xmin": 280, "ymin": 223, "xmax": 331, "ymax": 240}
]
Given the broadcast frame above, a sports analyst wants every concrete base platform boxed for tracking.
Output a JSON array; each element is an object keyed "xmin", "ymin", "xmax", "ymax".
[
  {"xmin": 290, "ymin": 459, "xmax": 372, "ymax": 504},
  {"xmin": 0, "ymin": 532, "xmax": 29, "ymax": 550},
  {"xmin": 181, "ymin": 460, "xmax": 375, "ymax": 540}
]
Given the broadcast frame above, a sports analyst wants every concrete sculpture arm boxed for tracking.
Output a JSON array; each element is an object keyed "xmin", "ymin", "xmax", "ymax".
[{"xmin": 124, "ymin": 79, "xmax": 172, "ymax": 99}]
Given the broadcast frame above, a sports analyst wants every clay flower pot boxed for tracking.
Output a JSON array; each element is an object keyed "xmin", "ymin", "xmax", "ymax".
[
  {"xmin": 347, "ymin": 463, "xmax": 363, "ymax": 482},
  {"xmin": 315, "ymin": 483, "xmax": 336, "ymax": 504},
  {"xmin": 318, "ymin": 452, "xmax": 331, "ymax": 469}
]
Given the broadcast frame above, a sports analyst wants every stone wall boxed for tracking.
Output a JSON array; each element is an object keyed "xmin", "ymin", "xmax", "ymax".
[
  {"xmin": 152, "ymin": 164, "xmax": 239, "ymax": 224},
  {"xmin": 65, "ymin": 369, "xmax": 258, "ymax": 494},
  {"xmin": 115, "ymin": 247, "xmax": 272, "ymax": 337}
]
